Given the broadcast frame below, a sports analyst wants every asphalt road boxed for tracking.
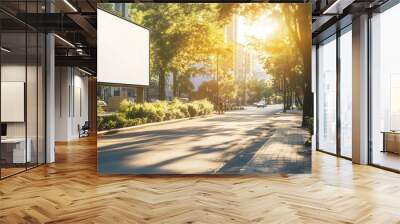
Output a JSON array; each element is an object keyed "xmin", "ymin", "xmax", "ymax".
[{"xmin": 98, "ymin": 104, "xmax": 283, "ymax": 174}]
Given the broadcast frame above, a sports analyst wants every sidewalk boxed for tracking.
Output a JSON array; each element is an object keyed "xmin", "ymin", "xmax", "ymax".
[{"xmin": 240, "ymin": 112, "xmax": 311, "ymax": 174}]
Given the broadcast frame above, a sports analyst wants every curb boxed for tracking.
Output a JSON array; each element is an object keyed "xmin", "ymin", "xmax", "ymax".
[{"xmin": 97, "ymin": 114, "xmax": 216, "ymax": 136}]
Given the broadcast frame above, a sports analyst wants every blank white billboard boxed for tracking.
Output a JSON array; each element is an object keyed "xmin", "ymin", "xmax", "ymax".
[
  {"xmin": 1, "ymin": 82, "xmax": 25, "ymax": 122},
  {"xmin": 97, "ymin": 9, "xmax": 149, "ymax": 86}
]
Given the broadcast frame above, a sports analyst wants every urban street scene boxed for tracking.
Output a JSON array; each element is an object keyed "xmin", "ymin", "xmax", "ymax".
[{"xmin": 97, "ymin": 3, "xmax": 312, "ymax": 174}]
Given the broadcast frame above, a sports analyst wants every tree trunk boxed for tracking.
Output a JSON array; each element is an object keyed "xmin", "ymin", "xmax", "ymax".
[
  {"xmin": 283, "ymin": 78, "xmax": 287, "ymax": 112},
  {"xmin": 296, "ymin": 92, "xmax": 303, "ymax": 109},
  {"xmin": 282, "ymin": 5, "xmax": 313, "ymax": 126},
  {"xmin": 291, "ymin": 88, "xmax": 294, "ymax": 110},
  {"xmin": 302, "ymin": 81, "xmax": 313, "ymax": 127},
  {"xmin": 172, "ymin": 72, "xmax": 178, "ymax": 98},
  {"xmin": 301, "ymin": 45, "xmax": 313, "ymax": 127},
  {"xmin": 285, "ymin": 86, "xmax": 290, "ymax": 111},
  {"xmin": 298, "ymin": 7, "xmax": 313, "ymax": 127},
  {"xmin": 159, "ymin": 70, "xmax": 166, "ymax": 100},
  {"xmin": 290, "ymin": 88, "xmax": 294, "ymax": 110}
]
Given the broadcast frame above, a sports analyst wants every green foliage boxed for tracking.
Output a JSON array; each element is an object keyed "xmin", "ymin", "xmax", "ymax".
[
  {"xmin": 245, "ymin": 79, "xmax": 275, "ymax": 104},
  {"xmin": 97, "ymin": 103, "xmax": 104, "ymax": 115},
  {"xmin": 248, "ymin": 4, "xmax": 312, "ymax": 114},
  {"xmin": 170, "ymin": 98, "xmax": 190, "ymax": 117},
  {"xmin": 128, "ymin": 3, "xmax": 238, "ymax": 99},
  {"xmin": 97, "ymin": 99, "xmax": 214, "ymax": 131},
  {"xmin": 98, "ymin": 114, "xmax": 126, "ymax": 130},
  {"xmin": 187, "ymin": 103, "xmax": 199, "ymax": 117},
  {"xmin": 303, "ymin": 116, "xmax": 313, "ymax": 133},
  {"xmin": 187, "ymin": 99, "xmax": 214, "ymax": 117},
  {"xmin": 119, "ymin": 99, "xmax": 133, "ymax": 113},
  {"xmin": 125, "ymin": 102, "xmax": 165, "ymax": 122},
  {"xmin": 192, "ymin": 74, "xmax": 238, "ymax": 107},
  {"xmin": 192, "ymin": 80, "xmax": 218, "ymax": 104},
  {"xmin": 196, "ymin": 99, "xmax": 214, "ymax": 115}
]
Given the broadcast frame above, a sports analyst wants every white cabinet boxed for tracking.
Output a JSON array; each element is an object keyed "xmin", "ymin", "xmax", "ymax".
[{"xmin": 1, "ymin": 138, "xmax": 31, "ymax": 163}]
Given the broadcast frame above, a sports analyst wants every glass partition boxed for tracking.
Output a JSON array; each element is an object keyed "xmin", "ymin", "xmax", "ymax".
[
  {"xmin": 27, "ymin": 31, "xmax": 38, "ymax": 169},
  {"xmin": 1, "ymin": 30, "xmax": 28, "ymax": 177},
  {"xmin": 37, "ymin": 32, "xmax": 46, "ymax": 165},
  {"xmin": 317, "ymin": 35, "xmax": 337, "ymax": 154},
  {"xmin": 0, "ymin": 3, "xmax": 46, "ymax": 179}
]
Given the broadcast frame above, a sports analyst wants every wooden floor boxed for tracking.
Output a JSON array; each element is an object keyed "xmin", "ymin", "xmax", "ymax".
[
  {"xmin": 373, "ymin": 151, "xmax": 400, "ymax": 171},
  {"xmin": 1, "ymin": 136, "xmax": 400, "ymax": 223}
]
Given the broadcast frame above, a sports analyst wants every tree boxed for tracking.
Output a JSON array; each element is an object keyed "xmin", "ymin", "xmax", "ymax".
[
  {"xmin": 129, "ymin": 3, "xmax": 236, "ymax": 100},
  {"xmin": 193, "ymin": 80, "xmax": 218, "ymax": 104},
  {"xmin": 193, "ymin": 74, "xmax": 238, "ymax": 107},
  {"xmin": 243, "ymin": 4, "xmax": 312, "ymax": 123},
  {"xmin": 280, "ymin": 4, "xmax": 312, "ymax": 125},
  {"xmin": 246, "ymin": 79, "xmax": 274, "ymax": 104}
]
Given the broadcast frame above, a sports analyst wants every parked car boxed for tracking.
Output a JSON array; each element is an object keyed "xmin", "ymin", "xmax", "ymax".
[
  {"xmin": 179, "ymin": 97, "xmax": 189, "ymax": 103},
  {"xmin": 254, "ymin": 100, "xmax": 266, "ymax": 108},
  {"xmin": 97, "ymin": 100, "xmax": 107, "ymax": 107}
]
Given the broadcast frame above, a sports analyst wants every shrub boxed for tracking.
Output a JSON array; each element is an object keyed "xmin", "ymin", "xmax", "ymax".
[
  {"xmin": 98, "ymin": 99, "xmax": 215, "ymax": 131},
  {"xmin": 97, "ymin": 102, "xmax": 104, "ymax": 115},
  {"xmin": 97, "ymin": 116, "xmax": 104, "ymax": 130},
  {"xmin": 151, "ymin": 101, "xmax": 166, "ymax": 122},
  {"xmin": 198, "ymin": 99, "xmax": 214, "ymax": 115},
  {"xmin": 187, "ymin": 103, "xmax": 198, "ymax": 117},
  {"xmin": 168, "ymin": 108, "xmax": 185, "ymax": 120},
  {"xmin": 178, "ymin": 104, "xmax": 189, "ymax": 117},
  {"xmin": 125, "ymin": 118, "xmax": 143, "ymax": 127},
  {"xmin": 119, "ymin": 99, "xmax": 133, "ymax": 113},
  {"xmin": 303, "ymin": 116, "xmax": 313, "ymax": 134},
  {"xmin": 170, "ymin": 98, "xmax": 190, "ymax": 117},
  {"xmin": 102, "ymin": 120, "xmax": 117, "ymax": 130},
  {"xmin": 164, "ymin": 110, "xmax": 173, "ymax": 120},
  {"xmin": 125, "ymin": 103, "xmax": 164, "ymax": 122},
  {"xmin": 98, "ymin": 113, "xmax": 126, "ymax": 131}
]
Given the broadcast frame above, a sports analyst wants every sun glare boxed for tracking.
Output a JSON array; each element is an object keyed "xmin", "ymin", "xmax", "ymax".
[{"xmin": 237, "ymin": 14, "xmax": 278, "ymax": 45}]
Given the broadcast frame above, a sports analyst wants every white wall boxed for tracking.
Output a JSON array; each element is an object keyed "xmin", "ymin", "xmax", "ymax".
[
  {"xmin": 97, "ymin": 9, "xmax": 150, "ymax": 86},
  {"xmin": 55, "ymin": 67, "xmax": 69, "ymax": 141},
  {"xmin": 55, "ymin": 67, "xmax": 89, "ymax": 141}
]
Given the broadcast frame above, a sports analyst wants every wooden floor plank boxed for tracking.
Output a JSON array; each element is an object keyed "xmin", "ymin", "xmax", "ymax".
[{"xmin": 0, "ymin": 136, "xmax": 400, "ymax": 223}]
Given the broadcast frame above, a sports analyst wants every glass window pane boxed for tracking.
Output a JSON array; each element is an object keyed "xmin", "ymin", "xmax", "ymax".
[
  {"xmin": 38, "ymin": 33, "xmax": 45, "ymax": 165},
  {"xmin": 371, "ymin": 4, "xmax": 400, "ymax": 171},
  {"xmin": 340, "ymin": 29, "xmax": 352, "ymax": 158},
  {"xmin": 317, "ymin": 36, "xmax": 337, "ymax": 154},
  {"xmin": 27, "ymin": 31, "xmax": 38, "ymax": 169}
]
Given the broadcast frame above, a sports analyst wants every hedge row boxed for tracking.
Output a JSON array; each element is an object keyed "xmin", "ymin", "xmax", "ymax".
[{"xmin": 98, "ymin": 99, "xmax": 214, "ymax": 131}]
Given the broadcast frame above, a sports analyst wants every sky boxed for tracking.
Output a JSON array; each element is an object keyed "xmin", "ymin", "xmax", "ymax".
[{"xmin": 236, "ymin": 14, "xmax": 278, "ymax": 45}]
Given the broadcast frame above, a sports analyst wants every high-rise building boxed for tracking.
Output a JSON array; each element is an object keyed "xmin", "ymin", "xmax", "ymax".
[{"xmin": 224, "ymin": 15, "xmax": 252, "ymax": 82}]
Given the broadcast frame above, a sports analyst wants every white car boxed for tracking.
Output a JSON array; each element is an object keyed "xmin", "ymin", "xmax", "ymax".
[
  {"xmin": 254, "ymin": 100, "xmax": 266, "ymax": 108},
  {"xmin": 97, "ymin": 100, "xmax": 107, "ymax": 107}
]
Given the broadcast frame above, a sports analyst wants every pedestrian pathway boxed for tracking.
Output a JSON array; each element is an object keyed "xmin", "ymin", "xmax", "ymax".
[
  {"xmin": 239, "ymin": 112, "xmax": 311, "ymax": 174},
  {"xmin": 98, "ymin": 105, "xmax": 311, "ymax": 174}
]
